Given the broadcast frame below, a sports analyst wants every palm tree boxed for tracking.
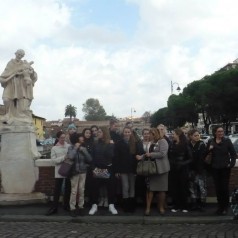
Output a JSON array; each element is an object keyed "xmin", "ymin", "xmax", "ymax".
[{"xmin": 65, "ymin": 104, "xmax": 77, "ymax": 121}]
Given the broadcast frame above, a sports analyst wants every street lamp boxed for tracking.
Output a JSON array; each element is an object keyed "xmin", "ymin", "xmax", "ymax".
[
  {"xmin": 131, "ymin": 108, "xmax": 136, "ymax": 121},
  {"xmin": 171, "ymin": 81, "xmax": 181, "ymax": 94}
]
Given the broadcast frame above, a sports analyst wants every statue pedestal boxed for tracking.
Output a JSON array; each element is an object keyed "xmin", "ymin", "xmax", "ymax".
[
  {"xmin": 0, "ymin": 125, "xmax": 40, "ymax": 194},
  {"xmin": 0, "ymin": 193, "xmax": 46, "ymax": 205}
]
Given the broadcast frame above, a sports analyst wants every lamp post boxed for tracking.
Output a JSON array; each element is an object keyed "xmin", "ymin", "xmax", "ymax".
[
  {"xmin": 171, "ymin": 81, "xmax": 181, "ymax": 94},
  {"xmin": 131, "ymin": 108, "xmax": 136, "ymax": 121}
]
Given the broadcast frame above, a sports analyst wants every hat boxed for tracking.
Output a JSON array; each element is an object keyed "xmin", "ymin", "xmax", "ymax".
[{"xmin": 67, "ymin": 123, "xmax": 76, "ymax": 130}]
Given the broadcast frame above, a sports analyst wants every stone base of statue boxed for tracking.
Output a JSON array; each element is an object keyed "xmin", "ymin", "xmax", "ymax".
[
  {"xmin": 0, "ymin": 124, "xmax": 40, "ymax": 194},
  {"xmin": 0, "ymin": 192, "xmax": 46, "ymax": 205}
]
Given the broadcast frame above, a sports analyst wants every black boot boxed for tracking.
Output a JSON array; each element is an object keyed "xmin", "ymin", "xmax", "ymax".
[
  {"xmin": 122, "ymin": 198, "xmax": 129, "ymax": 213},
  {"xmin": 197, "ymin": 199, "xmax": 206, "ymax": 212},
  {"xmin": 189, "ymin": 198, "xmax": 197, "ymax": 211},
  {"xmin": 45, "ymin": 207, "xmax": 58, "ymax": 216},
  {"xmin": 128, "ymin": 197, "xmax": 136, "ymax": 213}
]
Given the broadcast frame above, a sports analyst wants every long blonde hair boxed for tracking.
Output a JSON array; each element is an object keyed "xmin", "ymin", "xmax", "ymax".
[{"xmin": 150, "ymin": 127, "xmax": 163, "ymax": 142}]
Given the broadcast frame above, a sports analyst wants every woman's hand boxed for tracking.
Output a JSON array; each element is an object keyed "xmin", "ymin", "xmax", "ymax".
[
  {"xmin": 115, "ymin": 173, "xmax": 120, "ymax": 178},
  {"xmin": 145, "ymin": 152, "xmax": 151, "ymax": 157},
  {"xmin": 74, "ymin": 143, "xmax": 80, "ymax": 149},
  {"xmin": 209, "ymin": 145, "xmax": 214, "ymax": 151},
  {"xmin": 136, "ymin": 155, "xmax": 142, "ymax": 160}
]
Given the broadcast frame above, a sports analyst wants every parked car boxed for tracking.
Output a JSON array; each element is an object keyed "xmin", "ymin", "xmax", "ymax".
[
  {"xmin": 229, "ymin": 134, "xmax": 238, "ymax": 139},
  {"xmin": 42, "ymin": 138, "xmax": 55, "ymax": 145},
  {"xmin": 230, "ymin": 137, "xmax": 238, "ymax": 155}
]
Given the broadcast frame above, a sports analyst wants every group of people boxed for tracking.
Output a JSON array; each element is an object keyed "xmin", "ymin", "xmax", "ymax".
[{"xmin": 45, "ymin": 120, "xmax": 237, "ymax": 218}]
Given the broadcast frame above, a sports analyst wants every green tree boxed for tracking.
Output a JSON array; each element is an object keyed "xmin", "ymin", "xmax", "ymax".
[
  {"xmin": 82, "ymin": 98, "xmax": 107, "ymax": 121},
  {"xmin": 141, "ymin": 111, "xmax": 151, "ymax": 124},
  {"xmin": 183, "ymin": 69, "xmax": 238, "ymax": 133},
  {"xmin": 65, "ymin": 104, "xmax": 77, "ymax": 121},
  {"xmin": 150, "ymin": 107, "xmax": 169, "ymax": 127},
  {"xmin": 165, "ymin": 94, "xmax": 197, "ymax": 129}
]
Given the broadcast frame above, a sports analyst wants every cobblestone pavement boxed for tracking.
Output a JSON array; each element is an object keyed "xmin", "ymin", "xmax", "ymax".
[{"xmin": 0, "ymin": 222, "xmax": 238, "ymax": 238}]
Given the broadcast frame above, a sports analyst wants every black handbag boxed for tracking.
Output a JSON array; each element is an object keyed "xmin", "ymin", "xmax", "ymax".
[{"xmin": 136, "ymin": 158, "xmax": 157, "ymax": 176}]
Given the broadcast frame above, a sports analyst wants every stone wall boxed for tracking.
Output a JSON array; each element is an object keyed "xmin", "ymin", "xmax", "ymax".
[{"xmin": 34, "ymin": 167, "xmax": 55, "ymax": 198}]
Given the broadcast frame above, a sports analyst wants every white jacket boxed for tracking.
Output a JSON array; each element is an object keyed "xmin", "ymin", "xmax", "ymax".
[{"xmin": 51, "ymin": 142, "xmax": 70, "ymax": 178}]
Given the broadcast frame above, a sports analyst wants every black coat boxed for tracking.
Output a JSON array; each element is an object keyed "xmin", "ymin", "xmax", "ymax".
[
  {"xmin": 168, "ymin": 142, "xmax": 193, "ymax": 171},
  {"xmin": 206, "ymin": 137, "xmax": 237, "ymax": 169},
  {"xmin": 189, "ymin": 140, "xmax": 206, "ymax": 173},
  {"xmin": 114, "ymin": 139, "xmax": 144, "ymax": 173},
  {"xmin": 92, "ymin": 140, "xmax": 114, "ymax": 169}
]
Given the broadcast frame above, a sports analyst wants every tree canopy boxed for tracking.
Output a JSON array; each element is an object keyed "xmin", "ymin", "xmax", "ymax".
[
  {"xmin": 150, "ymin": 68, "xmax": 238, "ymax": 133},
  {"xmin": 82, "ymin": 98, "xmax": 107, "ymax": 121},
  {"xmin": 65, "ymin": 104, "xmax": 77, "ymax": 121}
]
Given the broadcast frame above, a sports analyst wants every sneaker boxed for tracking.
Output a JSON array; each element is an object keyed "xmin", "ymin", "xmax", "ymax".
[
  {"xmin": 89, "ymin": 204, "xmax": 98, "ymax": 215},
  {"xmin": 182, "ymin": 209, "xmax": 188, "ymax": 213},
  {"xmin": 109, "ymin": 204, "xmax": 118, "ymax": 215},
  {"xmin": 171, "ymin": 209, "xmax": 179, "ymax": 213}
]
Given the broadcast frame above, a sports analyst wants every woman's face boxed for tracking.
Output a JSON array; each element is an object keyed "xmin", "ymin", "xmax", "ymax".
[
  {"xmin": 191, "ymin": 132, "xmax": 200, "ymax": 142},
  {"xmin": 91, "ymin": 127, "xmax": 98, "ymax": 137},
  {"xmin": 142, "ymin": 130, "xmax": 150, "ymax": 141},
  {"xmin": 58, "ymin": 133, "xmax": 66, "ymax": 144},
  {"xmin": 157, "ymin": 126, "xmax": 165, "ymax": 137},
  {"xmin": 97, "ymin": 129, "xmax": 103, "ymax": 139},
  {"xmin": 215, "ymin": 127, "xmax": 224, "ymax": 139},
  {"xmin": 79, "ymin": 136, "xmax": 84, "ymax": 144},
  {"xmin": 84, "ymin": 129, "xmax": 91, "ymax": 139},
  {"xmin": 123, "ymin": 128, "xmax": 131, "ymax": 140},
  {"xmin": 68, "ymin": 128, "xmax": 76, "ymax": 135}
]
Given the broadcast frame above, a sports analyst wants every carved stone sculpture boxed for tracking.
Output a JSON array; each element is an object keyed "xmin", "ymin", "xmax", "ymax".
[{"xmin": 0, "ymin": 49, "xmax": 37, "ymax": 125}]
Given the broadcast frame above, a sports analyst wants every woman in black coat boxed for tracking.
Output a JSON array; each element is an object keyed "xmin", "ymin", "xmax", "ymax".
[
  {"xmin": 114, "ymin": 126, "xmax": 144, "ymax": 212},
  {"xmin": 206, "ymin": 126, "xmax": 237, "ymax": 215},
  {"xmin": 88, "ymin": 126, "xmax": 118, "ymax": 215},
  {"xmin": 168, "ymin": 128, "xmax": 193, "ymax": 213}
]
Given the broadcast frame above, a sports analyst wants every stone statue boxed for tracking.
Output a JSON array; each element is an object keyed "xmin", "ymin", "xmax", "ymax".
[{"xmin": 0, "ymin": 49, "xmax": 37, "ymax": 125}]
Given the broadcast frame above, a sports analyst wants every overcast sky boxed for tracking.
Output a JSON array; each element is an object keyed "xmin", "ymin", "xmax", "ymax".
[{"xmin": 0, "ymin": 0, "xmax": 237, "ymax": 120}]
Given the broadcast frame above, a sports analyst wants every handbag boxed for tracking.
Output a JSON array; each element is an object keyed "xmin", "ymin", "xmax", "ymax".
[
  {"xmin": 136, "ymin": 158, "xmax": 158, "ymax": 176},
  {"xmin": 58, "ymin": 159, "xmax": 73, "ymax": 177},
  {"xmin": 92, "ymin": 167, "xmax": 110, "ymax": 179}
]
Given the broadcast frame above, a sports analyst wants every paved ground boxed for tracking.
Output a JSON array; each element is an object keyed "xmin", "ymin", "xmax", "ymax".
[
  {"xmin": 0, "ymin": 203, "xmax": 238, "ymax": 237},
  {"xmin": 0, "ymin": 222, "xmax": 238, "ymax": 237}
]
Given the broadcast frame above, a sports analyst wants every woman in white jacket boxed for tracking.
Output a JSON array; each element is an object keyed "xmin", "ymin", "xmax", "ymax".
[{"xmin": 46, "ymin": 131, "xmax": 70, "ymax": 216}]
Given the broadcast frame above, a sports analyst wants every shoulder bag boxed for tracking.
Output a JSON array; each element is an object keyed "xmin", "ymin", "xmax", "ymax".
[
  {"xmin": 92, "ymin": 167, "xmax": 110, "ymax": 179},
  {"xmin": 58, "ymin": 159, "xmax": 73, "ymax": 177},
  {"xmin": 136, "ymin": 157, "xmax": 157, "ymax": 176}
]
